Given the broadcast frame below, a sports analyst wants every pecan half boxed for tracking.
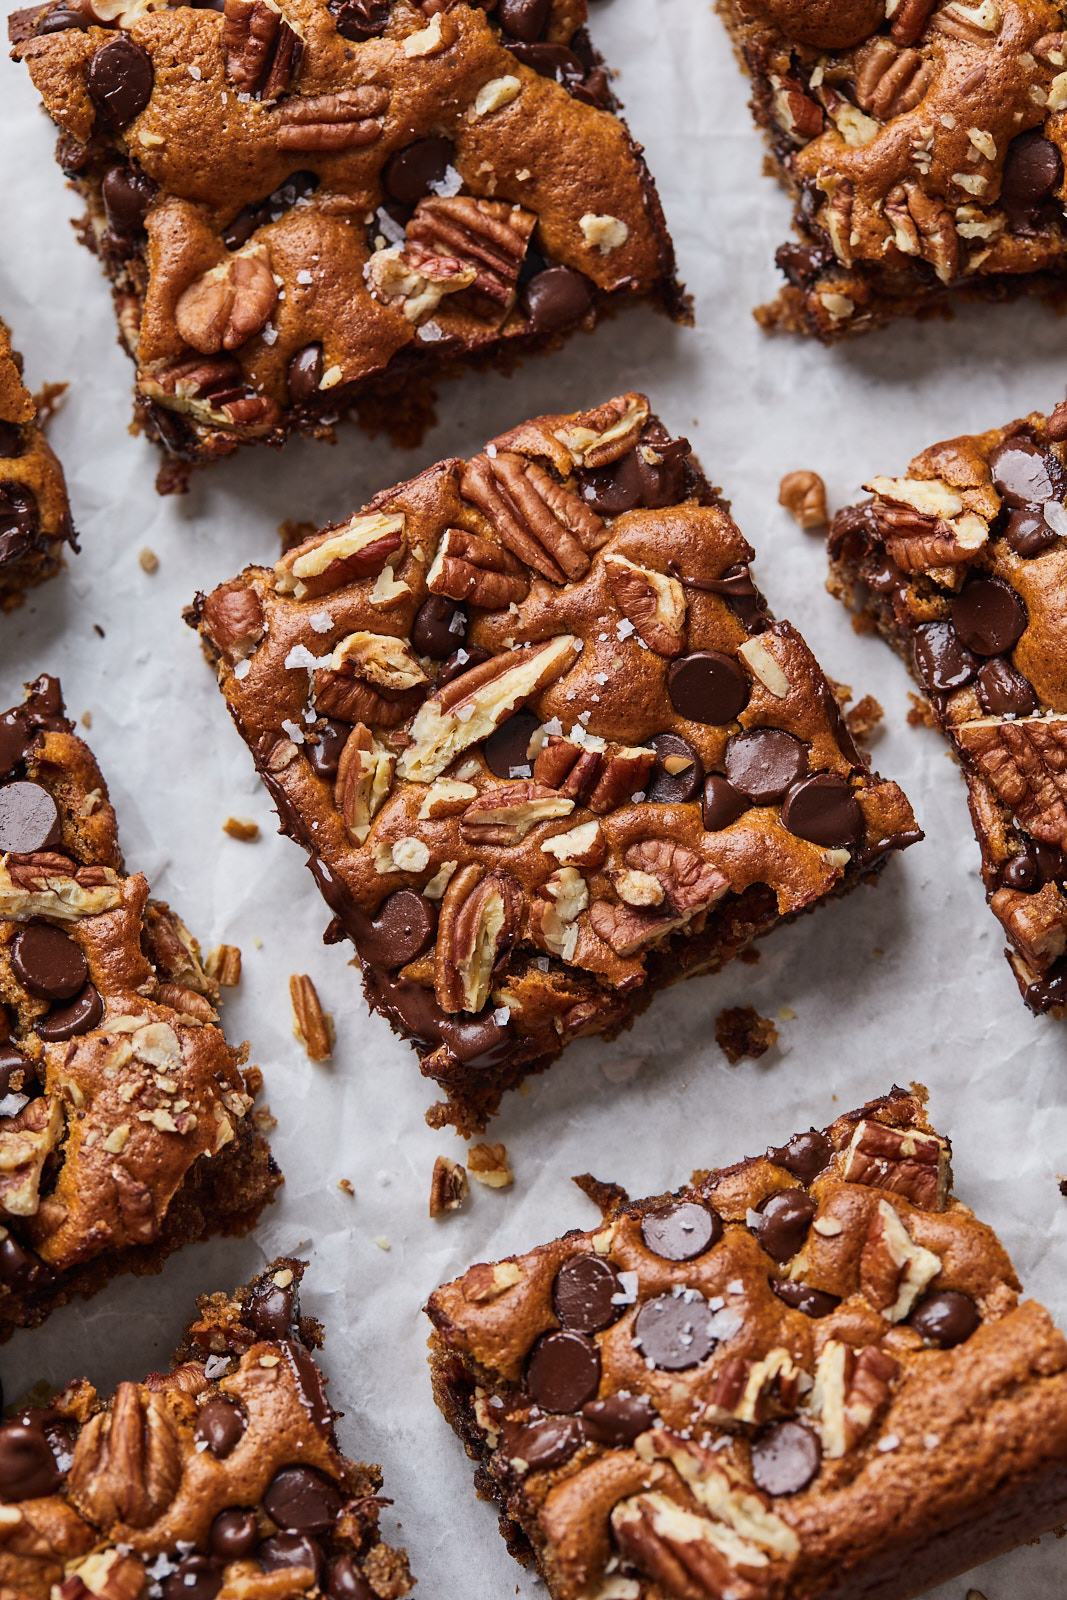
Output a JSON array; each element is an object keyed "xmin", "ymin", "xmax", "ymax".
[
  {"xmin": 770, "ymin": 75, "xmax": 823, "ymax": 142},
  {"xmin": 624, "ymin": 839, "xmax": 730, "ymax": 917},
  {"xmin": 434, "ymin": 863, "xmax": 523, "ymax": 1013},
  {"xmin": 274, "ymin": 513, "xmax": 405, "ymax": 598},
  {"xmin": 68, "ymin": 1384, "xmax": 182, "ymax": 1530},
  {"xmin": 703, "ymin": 1348, "xmax": 803, "ymax": 1429},
  {"xmin": 529, "ymin": 866, "xmax": 588, "ymax": 961},
  {"xmin": 461, "ymin": 452, "xmax": 604, "ymax": 584},
  {"xmin": 0, "ymin": 1097, "xmax": 63, "ymax": 1219},
  {"xmin": 426, "ymin": 526, "xmax": 529, "ymax": 609},
  {"xmin": 314, "ymin": 631, "xmax": 427, "ymax": 728},
  {"xmin": 991, "ymin": 882, "xmax": 1067, "ymax": 970},
  {"xmin": 885, "ymin": 182, "xmax": 958, "ymax": 283},
  {"xmin": 0, "ymin": 858, "xmax": 122, "ymax": 920},
  {"xmin": 860, "ymin": 1198, "xmax": 941, "ymax": 1321},
  {"xmin": 853, "ymin": 37, "xmax": 932, "ymax": 119},
  {"xmin": 201, "ymin": 580, "xmax": 264, "ymax": 662},
  {"xmin": 174, "ymin": 246, "xmax": 278, "ymax": 355},
  {"xmin": 532, "ymin": 737, "xmax": 654, "ymax": 813},
  {"xmin": 406, "ymin": 197, "xmax": 536, "ymax": 317},
  {"xmin": 588, "ymin": 899, "xmax": 681, "ymax": 957},
  {"xmin": 278, "ymin": 86, "xmax": 389, "ymax": 151},
  {"xmin": 955, "ymin": 718, "xmax": 1067, "ymax": 851},
  {"xmin": 224, "ymin": 0, "xmax": 303, "ymax": 99},
  {"xmin": 878, "ymin": 505, "xmax": 988, "ymax": 573},
  {"xmin": 365, "ymin": 241, "xmax": 476, "ymax": 322},
  {"xmin": 889, "ymin": 0, "xmax": 935, "ymax": 44},
  {"xmin": 807, "ymin": 1341, "xmax": 899, "ymax": 1457},
  {"xmin": 140, "ymin": 354, "xmax": 270, "ymax": 430},
  {"xmin": 604, "ymin": 553, "xmax": 687, "ymax": 657},
  {"xmin": 778, "ymin": 470, "xmax": 828, "ymax": 529},
  {"xmin": 334, "ymin": 726, "xmax": 396, "ymax": 837},
  {"xmin": 611, "ymin": 1492, "xmax": 770, "ymax": 1600},
  {"xmin": 842, "ymin": 1119, "xmax": 950, "ymax": 1210},
  {"xmin": 459, "ymin": 781, "xmax": 574, "ymax": 845},
  {"xmin": 552, "ymin": 393, "xmax": 650, "ymax": 470}
]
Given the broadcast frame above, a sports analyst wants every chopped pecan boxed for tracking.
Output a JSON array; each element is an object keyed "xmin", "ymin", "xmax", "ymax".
[
  {"xmin": 335, "ymin": 724, "xmax": 395, "ymax": 841},
  {"xmin": 274, "ymin": 513, "xmax": 405, "ymax": 598},
  {"xmin": 63, "ymin": 1550, "xmax": 147, "ymax": 1600},
  {"xmin": 429, "ymin": 1154, "xmax": 469, "ymax": 1216},
  {"xmin": 461, "ymin": 452, "xmax": 604, "ymax": 584},
  {"xmin": 174, "ymin": 246, "xmax": 278, "ymax": 355},
  {"xmin": 278, "ymin": 86, "xmax": 389, "ymax": 150},
  {"xmin": 703, "ymin": 1348, "xmax": 803, "ymax": 1429},
  {"xmin": 611, "ymin": 1492, "xmax": 771, "ymax": 1600},
  {"xmin": 807, "ymin": 1341, "xmax": 899, "ymax": 1457},
  {"xmin": 314, "ymin": 631, "xmax": 428, "ymax": 727},
  {"xmin": 624, "ymin": 839, "xmax": 730, "ymax": 917},
  {"xmin": 205, "ymin": 943, "xmax": 242, "ymax": 986},
  {"xmin": 365, "ymin": 241, "xmax": 476, "ymax": 323},
  {"xmin": 933, "ymin": 0, "xmax": 1001, "ymax": 41},
  {"xmin": 588, "ymin": 899, "xmax": 681, "ymax": 957},
  {"xmin": 529, "ymin": 866, "xmax": 589, "ymax": 961},
  {"xmin": 0, "ymin": 858, "xmax": 122, "ymax": 920},
  {"xmin": 552, "ymin": 393, "xmax": 650, "ymax": 470},
  {"xmin": 290, "ymin": 973, "xmax": 334, "ymax": 1061},
  {"xmin": 885, "ymin": 183, "xmax": 958, "ymax": 283},
  {"xmin": 462, "ymin": 1258, "xmax": 522, "ymax": 1302},
  {"xmin": 770, "ymin": 75, "xmax": 823, "ymax": 142},
  {"xmin": 853, "ymin": 37, "xmax": 933, "ymax": 119},
  {"xmin": 224, "ymin": 0, "xmax": 303, "ymax": 99},
  {"xmin": 878, "ymin": 505, "xmax": 988, "ymax": 573},
  {"xmin": 636, "ymin": 1430, "xmax": 799, "ymax": 1558},
  {"xmin": 68, "ymin": 1384, "xmax": 182, "ymax": 1530},
  {"xmin": 467, "ymin": 1141, "xmax": 513, "ymax": 1187},
  {"xmin": 0, "ymin": 1097, "xmax": 63, "ymax": 1219},
  {"xmin": 425, "ymin": 526, "xmax": 529, "ymax": 609},
  {"xmin": 842, "ymin": 1118, "xmax": 951, "ymax": 1210},
  {"xmin": 821, "ymin": 176, "xmax": 855, "ymax": 266},
  {"xmin": 611, "ymin": 867, "xmax": 664, "ymax": 908},
  {"xmin": 992, "ymin": 882, "xmax": 1067, "ymax": 969},
  {"xmin": 604, "ymin": 553, "xmax": 687, "ymax": 657},
  {"xmin": 434, "ymin": 864, "xmax": 523, "ymax": 1013},
  {"xmin": 778, "ymin": 470, "xmax": 827, "ymax": 529},
  {"xmin": 201, "ymin": 581, "xmax": 265, "ymax": 663},
  {"xmin": 532, "ymin": 737, "xmax": 654, "ymax": 812},
  {"xmin": 140, "ymin": 354, "xmax": 267, "ymax": 428},
  {"xmin": 889, "ymin": 0, "xmax": 935, "ymax": 43},
  {"xmin": 540, "ymin": 818, "xmax": 607, "ymax": 868},
  {"xmin": 860, "ymin": 1198, "xmax": 941, "ymax": 1321},
  {"xmin": 955, "ymin": 718, "xmax": 1067, "ymax": 851},
  {"xmin": 459, "ymin": 781, "xmax": 574, "ymax": 845},
  {"xmin": 406, "ymin": 197, "xmax": 536, "ymax": 317}
]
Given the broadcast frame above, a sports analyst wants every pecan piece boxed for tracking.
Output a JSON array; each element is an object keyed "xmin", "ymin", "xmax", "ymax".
[
  {"xmin": 703, "ymin": 1348, "xmax": 803, "ymax": 1429},
  {"xmin": 405, "ymin": 197, "xmax": 536, "ymax": 317},
  {"xmin": 434, "ymin": 863, "xmax": 523, "ymax": 1013},
  {"xmin": 770, "ymin": 75, "xmax": 823, "ymax": 142},
  {"xmin": 552, "ymin": 393, "xmax": 650, "ymax": 470},
  {"xmin": 540, "ymin": 818, "xmax": 607, "ymax": 868},
  {"xmin": 588, "ymin": 899, "xmax": 681, "ymax": 957},
  {"xmin": 885, "ymin": 183, "xmax": 958, "ymax": 283},
  {"xmin": 611, "ymin": 1492, "xmax": 770, "ymax": 1600},
  {"xmin": 0, "ymin": 858, "xmax": 122, "ymax": 920},
  {"xmin": 68, "ymin": 1384, "xmax": 182, "ymax": 1529},
  {"xmin": 532, "ymin": 737, "xmax": 654, "ymax": 812},
  {"xmin": 462, "ymin": 1259, "xmax": 522, "ymax": 1302},
  {"xmin": 426, "ymin": 526, "xmax": 529, "ymax": 609},
  {"xmin": 0, "ymin": 1097, "xmax": 63, "ymax": 1219},
  {"xmin": 63, "ymin": 1550, "xmax": 147, "ymax": 1600},
  {"xmin": 334, "ymin": 724, "xmax": 396, "ymax": 843},
  {"xmin": 842, "ymin": 1118, "xmax": 951, "ymax": 1210},
  {"xmin": 365, "ymin": 241, "xmax": 477, "ymax": 322},
  {"xmin": 604, "ymin": 553, "xmax": 687, "ymax": 657},
  {"xmin": 430, "ymin": 1154, "xmax": 469, "ymax": 1216},
  {"xmin": 201, "ymin": 581, "xmax": 265, "ymax": 663},
  {"xmin": 274, "ymin": 513, "xmax": 405, "ymax": 598},
  {"xmin": 278, "ymin": 86, "xmax": 389, "ymax": 151},
  {"xmin": 807, "ymin": 1341, "xmax": 899, "ymax": 1457},
  {"xmin": 224, "ymin": 0, "xmax": 303, "ymax": 99},
  {"xmin": 853, "ymin": 37, "xmax": 933, "ymax": 119},
  {"xmin": 624, "ymin": 839, "xmax": 730, "ymax": 917},
  {"xmin": 636, "ymin": 1430, "xmax": 800, "ymax": 1557},
  {"xmin": 889, "ymin": 0, "xmax": 935, "ymax": 43},
  {"xmin": 529, "ymin": 866, "xmax": 589, "ymax": 961},
  {"xmin": 459, "ymin": 781, "xmax": 574, "ymax": 845},
  {"xmin": 467, "ymin": 1141, "xmax": 513, "ymax": 1187},
  {"xmin": 878, "ymin": 505, "xmax": 988, "ymax": 573},
  {"xmin": 860, "ymin": 1198, "xmax": 941, "ymax": 1321},
  {"xmin": 140, "ymin": 354, "xmax": 275, "ymax": 430},
  {"xmin": 778, "ymin": 470, "xmax": 827, "ymax": 529},
  {"xmin": 955, "ymin": 718, "xmax": 1067, "ymax": 851},
  {"xmin": 174, "ymin": 246, "xmax": 278, "ymax": 355},
  {"xmin": 991, "ymin": 882, "xmax": 1067, "ymax": 970},
  {"xmin": 290, "ymin": 972, "xmax": 334, "ymax": 1061},
  {"xmin": 314, "ymin": 631, "xmax": 428, "ymax": 728},
  {"xmin": 461, "ymin": 452, "xmax": 604, "ymax": 584}
]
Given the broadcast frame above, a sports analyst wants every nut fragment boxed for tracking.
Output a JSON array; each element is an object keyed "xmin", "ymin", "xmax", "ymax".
[
  {"xmin": 224, "ymin": 0, "xmax": 303, "ymax": 99},
  {"xmin": 459, "ymin": 782, "xmax": 575, "ymax": 845},
  {"xmin": 991, "ymin": 882, "xmax": 1067, "ymax": 969},
  {"xmin": 315, "ymin": 631, "xmax": 427, "ymax": 727},
  {"xmin": 200, "ymin": 581, "xmax": 265, "ymax": 663},
  {"xmin": 604, "ymin": 554, "xmax": 687, "ymax": 657},
  {"xmin": 335, "ymin": 723, "xmax": 395, "ymax": 842},
  {"xmin": 278, "ymin": 86, "xmax": 389, "ymax": 150},
  {"xmin": 406, "ymin": 197, "xmax": 536, "ymax": 316},
  {"xmin": 223, "ymin": 816, "xmax": 259, "ymax": 841},
  {"xmin": 462, "ymin": 452, "xmax": 604, "ymax": 584},
  {"xmin": 365, "ymin": 241, "xmax": 476, "ymax": 323},
  {"xmin": 553, "ymin": 393, "xmax": 650, "ymax": 470},
  {"xmin": 274, "ymin": 513, "xmax": 405, "ymax": 598},
  {"xmin": 462, "ymin": 1259, "xmax": 522, "ymax": 1302},
  {"xmin": 205, "ymin": 943, "xmax": 242, "ymax": 986},
  {"xmin": 434, "ymin": 864, "xmax": 522, "ymax": 1013},
  {"xmin": 174, "ymin": 246, "xmax": 278, "ymax": 355},
  {"xmin": 860, "ymin": 1198, "xmax": 941, "ymax": 1321},
  {"xmin": 426, "ymin": 526, "xmax": 529, "ymax": 609},
  {"xmin": 624, "ymin": 839, "xmax": 730, "ymax": 917},
  {"xmin": 0, "ymin": 1097, "xmax": 63, "ymax": 1218},
  {"xmin": 429, "ymin": 1154, "xmax": 469, "ymax": 1216},
  {"xmin": 842, "ymin": 1119, "xmax": 950, "ymax": 1210},
  {"xmin": 290, "ymin": 973, "xmax": 334, "ymax": 1061},
  {"xmin": 955, "ymin": 718, "xmax": 1067, "ymax": 852},
  {"xmin": 540, "ymin": 818, "xmax": 607, "ymax": 868},
  {"xmin": 703, "ymin": 1347, "xmax": 802, "ymax": 1428},
  {"xmin": 611, "ymin": 1492, "xmax": 770, "ymax": 1597},
  {"xmin": 778, "ymin": 470, "xmax": 828, "ymax": 529},
  {"xmin": 529, "ymin": 867, "xmax": 589, "ymax": 961},
  {"xmin": 467, "ymin": 1141, "xmax": 513, "ymax": 1188},
  {"xmin": 67, "ymin": 1384, "xmax": 182, "ymax": 1529},
  {"xmin": 807, "ymin": 1340, "xmax": 899, "ymax": 1456}
]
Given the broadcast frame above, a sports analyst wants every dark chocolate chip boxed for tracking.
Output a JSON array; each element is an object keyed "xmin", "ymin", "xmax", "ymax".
[
  {"xmin": 755, "ymin": 1190, "xmax": 817, "ymax": 1263},
  {"xmin": 87, "ymin": 36, "xmax": 154, "ymax": 131},
  {"xmin": 521, "ymin": 266, "xmax": 593, "ymax": 333},
  {"xmin": 288, "ymin": 344, "xmax": 324, "ymax": 406},
  {"xmin": 951, "ymin": 578, "xmax": 1027, "ymax": 657},
  {"xmin": 0, "ymin": 780, "xmax": 62, "ymax": 854},
  {"xmin": 0, "ymin": 484, "xmax": 38, "ymax": 566},
  {"xmin": 645, "ymin": 734, "xmax": 704, "ymax": 804},
  {"xmin": 526, "ymin": 1330, "xmax": 601, "ymax": 1413},
  {"xmin": 751, "ymin": 1419, "xmax": 821, "ymax": 1496},
  {"xmin": 552, "ymin": 1255, "xmax": 622, "ymax": 1334},
  {"xmin": 912, "ymin": 620, "xmax": 979, "ymax": 693},
  {"xmin": 1025, "ymin": 952, "xmax": 1067, "ymax": 1013},
  {"xmin": 435, "ymin": 646, "xmax": 490, "ymax": 692},
  {"xmin": 990, "ymin": 433, "xmax": 1065, "ymax": 506},
  {"xmin": 483, "ymin": 708, "xmax": 541, "ymax": 779},
  {"xmin": 499, "ymin": 0, "xmax": 551, "ymax": 41},
  {"xmin": 501, "ymin": 1414, "xmax": 584, "ymax": 1471},
  {"xmin": 780, "ymin": 774, "xmax": 864, "ymax": 848},
  {"xmin": 382, "ymin": 136, "xmax": 455, "ymax": 206},
  {"xmin": 195, "ymin": 1397, "xmax": 246, "ymax": 1459},
  {"xmin": 776, "ymin": 239, "xmax": 833, "ymax": 288},
  {"xmin": 724, "ymin": 729, "xmax": 808, "ymax": 806},
  {"xmin": 12, "ymin": 924, "xmax": 87, "ymax": 1001},
  {"xmin": 282, "ymin": 1338, "xmax": 333, "ymax": 1436},
  {"xmin": 210, "ymin": 1507, "xmax": 259, "ymax": 1560},
  {"xmin": 162, "ymin": 1555, "xmax": 222, "ymax": 1600},
  {"xmin": 259, "ymin": 1532, "xmax": 323, "ymax": 1576},
  {"xmin": 412, "ymin": 595, "xmax": 466, "ymax": 660},
  {"xmin": 246, "ymin": 1277, "xmax": 296, "ymax": 1340},
  {"xmin": 581, "ymin": 1392, "xmax": 657, "ymax": 1445},
  {"xmin": 641, "ymin": 1200, "xmax": 721, "ymax": 1262},
  {"xmin": 1003, "ymin": 505, "xmax": 1058, "ymax": 556},
  {"xmin": 1000, "ymin": 129, "xmax": 1064, "ymax": 233},
  {"xmin": 0, "ymin": 1044, "xmax": 40, "ymax": 1103},
  {"xmin": 307, "ymin": 717, "xmax": 349, "ymax": 780},
  {"xmin": 976, "ymin": 657, "xmax": 1038, "ymax": 717},
  {"xmin": 36, "ymin": 983, "xmax": 102, "ymax": 1041},
  {"xmin": 702, "ymin": 774, "xmax": 750, "ymax": 831},
  {"xmin": 668, "ymin": 652, "xmax": 750, "ymax": 726},
  {"xmin": 771, "ymin": 1279, "xmax": 840, "ymax": 1319},
  {"xmin": 0, "ymin": 1233, "xmax": 53, "ymax": 1291},
  {"xmin": 0, "ymin": 1417, "xmax": 62, "ymax": 1499},
  {"xmin": 0, "ymin": 710, "xmax": 32, "ymax": 778},
  {"xmin": 327, "ymin": 1555, "xmax": 376, "ymax": 1599},
  {"xmin": 579, "ymin": 450, "xmax": 647, "ymax": 515},
  {"xmin": 36, "ymin": 6, "xmax": 90, "ymax": 31},
  {"xmin": 908, "ymin": 1289, "xmax": 979, "ymax": 1347},
  {"xmin": 328, "ymin": 0, "xmax": 388, "ymax": 38},
  {"xmin": 359, "ymin": 889, "xmax": 437, "ymax": 971},
  {"xmin": 263, "ymin": 1465, "xmax": 343, "ymax": 1533},
  {"xmin": 632, "ymin": 1291, "xmax": 716, "ymax": 1371},
  {"xmin": 101, "ymin": 161, "xmax": 156, "ymax": 236},
  {"xmin": 1004, "ymin": 841, "xmax": 1066, "ymax": 891},
  {"xmin": 766, "ymin": 1130, "xmax": 832, "ymax": 1185}
]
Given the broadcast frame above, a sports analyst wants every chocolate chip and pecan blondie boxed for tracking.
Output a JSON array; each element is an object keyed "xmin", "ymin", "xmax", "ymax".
[
  {"xmin": 0, "ymin": 317, "xmax": 75, "ymax": 609},
  {"xmin": 425, "ymin": 1085, "xmax": 1067, "ymax": 1600},
  {"xmin": 717, "ymin": 0, "xmax": 1067, "ymax": 339},
  {"xmin": 8, "ymin": 0, "xmax": 686, "ymax": 486},
  {"xmin": 0, "ymin": 675, "xmax": 279, "ymax": 1340},
  {"xmin": 827, "ymin": 400, "xmax": 1067, "ymax": 1015},
  {"xmin": 192, "ymin": 391, "xmax": 921, "ymax": 1134},
  {"xmin": 0, "ymin": 1257, "xmax": 413, "ymax": 1599}
]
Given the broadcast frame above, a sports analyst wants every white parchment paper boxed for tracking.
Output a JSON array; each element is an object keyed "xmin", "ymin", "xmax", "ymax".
[{"xmin": 4, "ymin": 2, "xmax": 1067, "ymax": 1593}]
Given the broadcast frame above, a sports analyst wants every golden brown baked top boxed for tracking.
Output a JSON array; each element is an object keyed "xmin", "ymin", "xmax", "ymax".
[
  {"xmin": 0, "ymin": 317, "xmax": 74, "ymax": 607},
  {"xmin": 425, "ymin": 1087, "xmax": 1067, "ymax": 1600},
  {"xmin": 0, "ymin": 1258, "xmax": 413, "ymax": 1599}
]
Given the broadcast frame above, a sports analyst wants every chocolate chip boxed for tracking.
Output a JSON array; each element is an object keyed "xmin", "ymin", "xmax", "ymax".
[
  {"xmin": 766, "ymin": 1130, "xmax": 832, "ymax": 1185},
  {"xmin": 771, "ymin": 1279, "xmax": 840, "ymax": 1318},
  {"xmin": 751, "ymin": 1419, "xmax": 821, "ymax": 1496},
  {"xmin": 581, "ymin": 1392, "xmax": 657, "ymax": 1445},
  {"xmin": 755, "ymin": 1189, "xmax": 816, "ymax": 1262},
  {"xmin": 0, "ymin": 709, "xmax": 32, "ymax": 778},
  {"xmin": 12, "ymin": 924, "xmax": 87, "ymax": 1001},
  {"xmin": 501, "ymin": 1414, "xmax": 584, "ymax": 1471},
  {"xmin": 327, "ymin": 1555, "xmax": 376, "ymax": 1599},
  {"xmin": 552, "ymin": 1255, "xmax": 622, "ymax": 1334},
  {"xmin": 702, "ymin": 774, "xmax": 750, "ymax": 831},
  {"xmin": 780, "ymin": 773, "xmax": 864, "ymax": 848},
  {"xmin": 909, "ymin": 1289, "xmax": 979, "ymax": 1347},
  {"xmin": 483, "ymin": 708, "xmax": 541, "ymax": 779},
  {"xmin": 724, "ymin": 729, "xmax": 808, "ymax": 805},
  {"xmin": 222, "ymin": 172, "xmax": 320, "ymax": 252},
  {"xmin": 976, "ymin": 657, "xmax": 1037, "ymax": 718},
  {"xmin": 0, "ymin": 780, "xmax": 62, "ymax": 854},
  {"xmin": 990, "ymin": 434, "xmax": 1065, "ymax": 506},
  {"xmin": 259, "ymin": 1532, "xmax": 323, "ymax": 1576},
  {"xmin": 263, "ymin": 1465, "xmax": 343, "ymax": 1533},
  {"xmin": 951, "ymin": 578, "xmax": 1027, "ymax": 657},
  {"xmin": 579, "ymin": 450, "xmax": 647, "ymax": 515},
  {"xmin": 101, "ymin": 161, "xmax": 156, "ymax": 236},
  {"xmin": 1000, "ymin": 130, "xmax": 1064, "ymax": 233},
  {"xmin": 640, "ymin": 1200, "xmax": 721, "ymax": 1262},
  {"xmin": 162, "ymin": 1555, "xmax": 222, "ymax": 1600},
  {"xmin": 0, "ymin": 1044, "xmax": 40, "ymax": 1102},
  {"xmin": 645, "ymin": 734, "xmax": 704, "ymax": 804},
  {"xmin": 0, "ymin": 484, "xmax": 38, "ymax": 566},
  {"xmin": 382, "ymin": 136, "xmax": 455, "ymax": 206},
  {"xmin": 36, "ymin": 983, "xmax": 102, "ymax": 1041},
  {"xmin": 36, "ymin": 5, "xmax": 90, "ymax": 30},
  {"xmin": 87, "ymin": 36, "xmax": 154, "ymax": 131},
  {"xmin": 307, "ymin": 717, "xmax": 349, "ymax": 780},
  {"xmin": 499, "ymin": 0, "xmax": 550, "ymax": 40},
  {"xmin": 668, "ymin": 652, "xmax": 750, "ymax": 726},
  {"xmin": 521, "ymin": 266, "xmax": 593, "ymax": 333},
  {"xmin": 435, "ymin": 646, "xmax": 490, "ymax": 692},
  {"xmin": 359, "ymin": 889, "xmax": 437, "ymax": 971},
  {"xmin": 412, "ymin": 595, "xmax": 466, "ymax": 660},
  {"xmin": 195, "ymin": 1397, "xmax": 246, "ymax": 1459},
  {"xmin": 526, "ymin": 1330, "xmax": 601, "ymax": 1412},
  {"xmin": 0, "ymin": 1233, "xmax": 53, "ymax": 1291},
  {"xmin": 210, "ymin": 1507, "xmax": 259, "ymax": 1560},
  {"xmin": 1000, "ymin": 841, "xmax": 1066, "ymax": 891},
  {"xmin": 0, "ymin": 1416, "xmax": 62, "ymax": 1499},
  {"xmin": 632, "ymin": 1291, "xmax": 716, "ymax": 1370},
  {"xmin": 246, "ymin": 1277, "xmax": 296, "ymax": 1339},
  {"xmin": 328, "ymin": 0, "xmax": 388, "ymax": 37},
  {"xmin": 1003, "ymin": 505, "xmax": 1058, "ymax": 556},
  {"xmin": 912, "ymin": 620, "xmax": 979, "ymax": 693},
  {"xmin": 288, "ymin": 344, "xmax": 324, "ymax": 406}
]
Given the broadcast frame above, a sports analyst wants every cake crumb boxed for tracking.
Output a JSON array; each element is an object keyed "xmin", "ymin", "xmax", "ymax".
[
  {"xmin": 223, "ymin": 816, "xmax": 259, "ymax": 841},
  {"xmin": 907, "ymin": 692, "xmax": 938, "ymax": 728},
  {"xmin": 738, "ymin": 945, "xmax": 761, "ymax": 965},
  {"xmin": 845, "ymin": 694, "xmax": 884, "ymax": 741},
  {"xmin": 715, "ymin": 1006, "xmax": 779, "ymax": 1065},
  {"xmin": 338, "ymin": 1178, "xmax": 354, "ymax": 1196},
  {"xmin": 80, "ymin": 711, "xmax": 92, "ymax": 730}
]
